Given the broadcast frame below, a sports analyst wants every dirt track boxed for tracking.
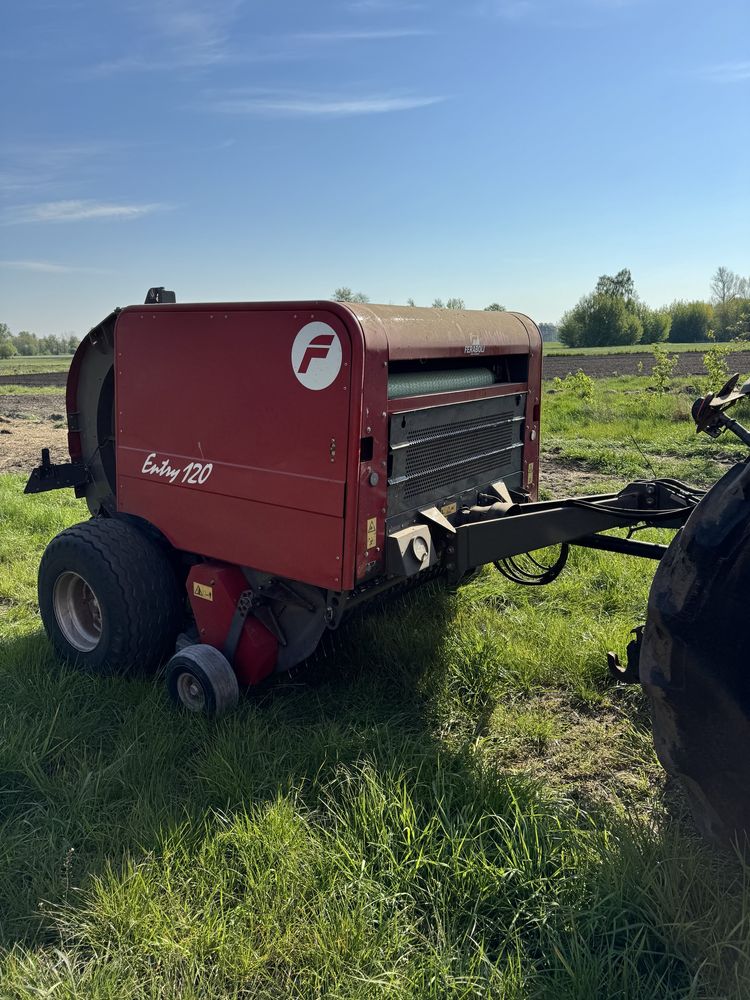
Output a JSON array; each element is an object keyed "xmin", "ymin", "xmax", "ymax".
[
  {"xmin": 543, "ymin": 350, "xmax": 750, "ymax": 380},
  {"xmin": 0, "ymin": 392, "xmax": 68, "ymax": 475},
  {"xmin": 0, "ymin": 372, "xmax": 67, "ymax": 388}
]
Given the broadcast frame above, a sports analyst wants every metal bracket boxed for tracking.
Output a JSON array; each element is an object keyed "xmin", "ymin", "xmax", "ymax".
[
  {"xmin": 24, "ymin": 448, "xmax": 90, "ymax": 495},
  {"xmin": 222, "ymin": 589, "xmax": 254, "ymax": 664}
]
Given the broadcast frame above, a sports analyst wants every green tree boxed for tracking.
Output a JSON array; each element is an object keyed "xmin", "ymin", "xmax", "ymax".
[
  {"xmin": 445, "ymin": 298, "xmax": 465, "ymax": 310},
  {"xmin": 595, "ymin": 268, "xmax": 636, "ymax": 303},
  {"xmin": 484, "ymin": 302, "xmax": 506, "ymax": 311},
  {"xmin": 669, "ymin": 301, "xmax": 713, "ymax": 343},
  {"xmin": 0, "ymin": 322, "xmax": 17, "ymax": 359},
  {"xmin": 538, "ymin": 322, "xmax": 558, "ymax": 342},
  {"xmin": 640, "ymin": 308, "xmax": 671, "ymax": 344},
  {"xmin": 431, "ymin": 298, "xmax": 445, "ymax": 308},
  {"xmin": 14, "ymin": 331, "xmax": 40, "ymax": 355},
  {"xmin": 559, "ymin": 293, "xmax": 643, "ymax": 347},
  {"xmin": 333, "ymin": 287, "xmax": 369, "ymax": 303},
  {"xmin": 711, "ymin": 267, "xmax": 748, "ymax": 340},
  {"xmin": 711, "ymin": 266, "xmax": 746, "ymax": 306}
]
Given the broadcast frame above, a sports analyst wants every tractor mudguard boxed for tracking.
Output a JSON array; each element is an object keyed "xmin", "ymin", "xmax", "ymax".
[{"xmin": 640, "ymin": 459, "xmax": 750, "ymax": 843}]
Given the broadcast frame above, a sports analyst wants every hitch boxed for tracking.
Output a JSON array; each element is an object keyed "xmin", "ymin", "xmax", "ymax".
[
  {"xmin": 607, "ymin": 625, "xmax": 644, "ymax": 684},
  {"xmin": 692, "ymin": 373, "xmax": 750, "ymax": 446}
]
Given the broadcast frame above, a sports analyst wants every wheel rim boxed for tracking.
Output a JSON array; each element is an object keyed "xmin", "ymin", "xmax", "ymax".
[
  {"xmin": 52, "ymin": 571, "xmax": 103, "ymax": 652},
  {"xmin": 176, "ymin": 671, "xmax": 206, "ymax": 712}
]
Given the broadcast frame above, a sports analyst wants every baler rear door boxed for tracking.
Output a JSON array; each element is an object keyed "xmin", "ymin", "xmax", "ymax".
[{"xmin": 113, "ymin": 304, "xmax": 354, "ymax": 591}]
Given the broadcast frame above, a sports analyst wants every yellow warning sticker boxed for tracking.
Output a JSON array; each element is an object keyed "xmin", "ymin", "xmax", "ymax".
[
  {"xmin": 440, "ymin": 501, "xmax": 458, "ymax": 517},
  {"xmin": 366, "ymin": 517, "xmax": 377, "ymax": 549},
  {"xmin": 193, "ymin": 582, "xmax": 214, "ymax": 602}
]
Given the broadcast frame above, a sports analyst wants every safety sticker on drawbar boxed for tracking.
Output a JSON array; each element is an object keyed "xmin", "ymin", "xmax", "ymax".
[{"xmin": 291, "ymin": 322, "xmax": 342, "ymax": 391}]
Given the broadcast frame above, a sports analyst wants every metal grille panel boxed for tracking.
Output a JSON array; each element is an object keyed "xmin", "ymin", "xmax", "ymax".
[{"xmin": 388, "ymin": 394, "xmax": 525, "ymax": 517}]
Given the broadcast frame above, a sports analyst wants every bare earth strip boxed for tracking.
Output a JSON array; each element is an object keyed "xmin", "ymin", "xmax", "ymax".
[
  {"xmin": 0, "ymin": 391, "xmax": 68, "ymax": 475},
  {"xmin": 0, "ymin": 371, "xmax": 67, "ymax": 387},
  {"xmin": 544, "ymin": 349, "xmax": 750, "ymax": 380}
]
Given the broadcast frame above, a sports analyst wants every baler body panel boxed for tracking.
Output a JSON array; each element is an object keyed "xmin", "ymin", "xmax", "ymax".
[
  {"xmin": 114, "ymin": 304, "xmax": 360, "ymax": 590},
  {"xmin": 67, "ymin": 300, "xmax": 541, "ymax": 592}
]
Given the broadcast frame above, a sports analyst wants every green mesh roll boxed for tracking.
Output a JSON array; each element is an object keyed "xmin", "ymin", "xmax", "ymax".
[{"xmin": 388, "ymin": 367, "xmax": 495, "ymax": 399}]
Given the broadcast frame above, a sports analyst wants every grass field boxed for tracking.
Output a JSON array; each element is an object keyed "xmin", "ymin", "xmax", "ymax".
[
  {"xmin": 544, "ymin": 341, "xmax": 718, "ymax": 356},
  {"xmin": 0, "ymin": 356, "xmax": 73, "ymax": 376},
  {"xmin": 0, "ymin": 384, "xmax": 69, "ymax": 396},
  {"xmin": 1, "ymin": 375, "xmax": 750, "ymax": 997}
]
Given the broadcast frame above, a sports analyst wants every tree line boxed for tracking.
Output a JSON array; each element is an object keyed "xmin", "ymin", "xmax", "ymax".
[
  {"xmin": 558, "ymin": 267, "xmax": 750, "ymax": 348},
  {"xmin": 0, "ymin": 322, "xmax": 79, "ymax": 360},
  {"xmin": 334, "ymin": 287, "xmax": 508, "ymax": 313}
]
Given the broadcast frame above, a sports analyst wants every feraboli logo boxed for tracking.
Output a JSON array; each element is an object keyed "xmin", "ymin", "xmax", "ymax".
[{"xmin": 291, "ymin": 322, "xmax": 343, "ymax": 390}]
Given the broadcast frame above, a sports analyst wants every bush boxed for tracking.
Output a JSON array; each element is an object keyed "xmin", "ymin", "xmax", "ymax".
[
  {"xmin": 559, "ymin": 293, "xmax": 643, "ymax": 348},
  {"xmin": 703, "ymin": 343, "xmax": 733, "ymax": 391},
  {"xmin": 641, "ymin": 308, "xmax": 671, "ymax": 344},
  {"xmin": 669, "ymin": 301, "xmax": 713, "ymax": 343},
  {"xmin": 650, "ymin": 344, "xmax": 678, "ymax": 393},
  {"xmin": 551, "ymin": 369, "xmax": 595, "ymax": 400}
]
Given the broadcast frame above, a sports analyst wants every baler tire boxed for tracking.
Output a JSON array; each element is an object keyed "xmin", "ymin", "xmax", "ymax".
[
  {"xmin": 640, "ymin": 461, "xmax": 750, "ymax": 844},
  {"xmin": 38, "ymin": 517, "xmax": 183, "ymax": 675},
  {"xmin": 166, "ymin": 645, "xmax": 239, "ymax": 717}
]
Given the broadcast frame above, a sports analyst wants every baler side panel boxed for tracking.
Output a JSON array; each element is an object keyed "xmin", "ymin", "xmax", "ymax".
[
  {"xmin": 114, "ymin": 306, "xmax": 354, "ymax": 590},
  {"xmin": 337, "ymin": 307, "xmax": 389, "ymax": 586},
  {"xmin": 515, "ymin": 313, "xmax": 542, "ymax": 500},
  {"xmin": 345, "ymin": 306, "xmax": 542, "ymax": 580}
]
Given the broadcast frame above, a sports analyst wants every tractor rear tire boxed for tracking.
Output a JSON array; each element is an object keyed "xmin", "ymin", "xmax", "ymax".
[
  {"xmin": 640, "ymin": 460, "xmax": 750, "ymax": 844},
  {"xmin": 38, "ymin": 517, "xmax": 183, "ymax": 675}
]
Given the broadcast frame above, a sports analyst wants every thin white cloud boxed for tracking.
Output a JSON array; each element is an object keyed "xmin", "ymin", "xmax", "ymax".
[
  {"xmin": 89, "ymin": 22, "xmax": 429, "ymax": 76},
  {"xmin": 347, "ymin": 0, "xmax": 426, "ymax": 10},
  {"xmin": 4, "ymin": 200, "xmax": 168, "ymax": 224},
  {"xmin": 0, "ymin": 259, "xmax": 109, "ymax": 274},
  {"xmin": 0, "ymin": 141, "xmax": 123, "ymax": 196},
  {"xmin": 701, "ymin": 61, "xmax": 750, "ymax": 83},
  {"xmin": 480, "ymin": 0, "xmax": 643, "ymax": 18},
  {"xmin": 295, "ymin": 28, "xmax": 429, "ymax": 42},
  {"xmin": 204, "ymin": 91, "xmax": 445, "ymax": 117},
  {"xmin": 87, "ymin": 0, "xmax": 241, "ymax": 75},
  {"xmin": 487, "ymin": 0, "xmax": 535, "ymax": 19}
]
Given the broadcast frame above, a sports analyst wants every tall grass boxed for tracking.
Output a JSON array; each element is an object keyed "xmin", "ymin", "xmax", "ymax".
[
  {"xmin": 2, "ymin": 374, "xmax": 750, "ymax": 997},
  {"xmin": 542, "ymin": 374, "xmax": 748, "ymax": 487}
]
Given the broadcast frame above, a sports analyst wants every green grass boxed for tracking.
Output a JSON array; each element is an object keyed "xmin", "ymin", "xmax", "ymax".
[
  {"xmin": 2, "ymin": 378, "xmax": 750, "ymax": 997},
  {"xmin": 0, "ymin": 356, "xmax": 71, "ymax": 376},
  {"xmin": 543, "ymin": 342, "xmax": 731, "ymax": 356},
  {"xmin": 541, "ymin": 374, "xmax": 748, "ymax": 489},
  {"xmin": 0, "ymin": 384, "xmax": 67, "ymax": 396}
]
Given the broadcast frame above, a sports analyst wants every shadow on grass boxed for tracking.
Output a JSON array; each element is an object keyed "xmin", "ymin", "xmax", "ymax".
[
  {"xmin": 1, "ymin": 590, "xmax": 747, "ymax": 998},
  {"xmin": 0, "ymin": 586, "xmax": 470, "ymax": 947}
]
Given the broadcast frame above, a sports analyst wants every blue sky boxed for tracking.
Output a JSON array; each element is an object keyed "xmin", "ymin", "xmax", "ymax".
[{"xmin": 1, "ymin": 0, "xmax": 748, "ymax": 336}]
